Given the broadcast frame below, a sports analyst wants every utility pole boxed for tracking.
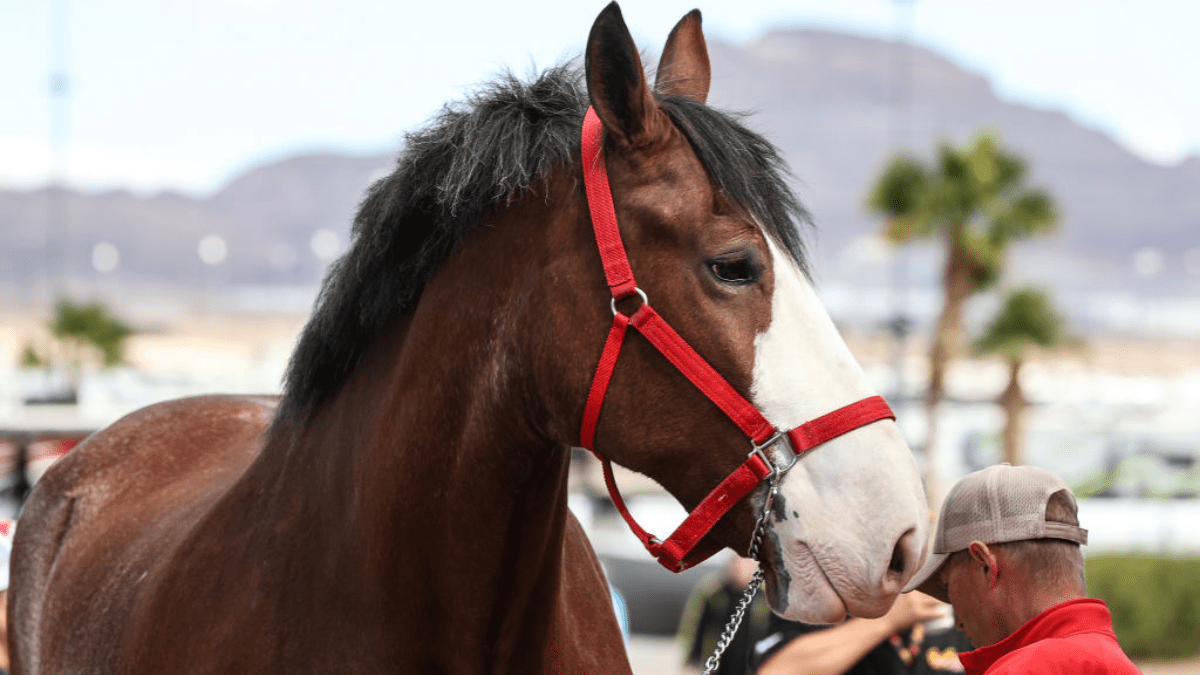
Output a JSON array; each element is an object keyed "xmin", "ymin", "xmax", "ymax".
[
  {"xmin": 887, "ymin": 1, "xmax": 942, "ymax": 504},
  {"xmin": 887, "ymin": 0, "xmax": 915, "ymax": 406},
  {"xmin": 46, "ymin": 0, "xmax": 72, "ymax": 305}
]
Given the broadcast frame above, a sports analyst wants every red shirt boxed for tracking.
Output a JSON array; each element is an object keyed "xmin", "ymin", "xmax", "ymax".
[{"xmin": 958, "ymin": 598, "xmax": 1140, "ymax": 675}]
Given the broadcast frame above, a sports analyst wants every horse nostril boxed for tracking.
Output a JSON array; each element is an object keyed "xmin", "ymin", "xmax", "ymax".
[
  {"xmin": 889, "ymin": 539, "xmax": 907, "ymax": 575},
  {"xmin": 888, "ymin": 527, "xmax": 919, "ymax": 578},
  {"xmin": 879, "ymin": 528, "xmax": 921, "ymax": 600}
]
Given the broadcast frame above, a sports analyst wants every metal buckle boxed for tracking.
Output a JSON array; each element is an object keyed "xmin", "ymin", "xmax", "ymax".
[
  {"xmin": 748, "ymin": 432, "xmax": 796, "ymax": 561},
  {"xmin": 748, "ymin": 431, "xmax": 798, "ymax": 481},
  {"xmin": 610, "ymin": 286, "xmax": 649, "ymax": 317}
]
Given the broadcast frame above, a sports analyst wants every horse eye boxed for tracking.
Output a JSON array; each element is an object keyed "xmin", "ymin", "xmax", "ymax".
[{"xmin": 709, "ymin": 257, "xmax": 759, "ymax": 284}]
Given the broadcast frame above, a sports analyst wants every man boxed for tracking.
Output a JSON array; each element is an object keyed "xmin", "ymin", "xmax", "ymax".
[{"xmin": 902, "ymin": 464, "xmax": 1140, "ymax": 674}]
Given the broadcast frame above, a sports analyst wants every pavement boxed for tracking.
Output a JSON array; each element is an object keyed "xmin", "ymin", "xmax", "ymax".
[
  {"xmin": 626, "ymin": 634, "xmax": 1200, "ymax": 675},
  {"xmin": 627, "ymin": 636, "xmax": 682, "ymax": 675}
]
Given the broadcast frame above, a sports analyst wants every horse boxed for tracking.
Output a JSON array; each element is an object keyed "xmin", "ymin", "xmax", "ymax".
[{"xmin": 9, "ymin": 4, "xmax": 928, "ymax": 674}]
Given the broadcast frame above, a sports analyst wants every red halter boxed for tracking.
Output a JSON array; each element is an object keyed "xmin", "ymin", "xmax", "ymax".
[{"xmin": 578, "ymin": 107, "xmax": 894, "ymax": 572}]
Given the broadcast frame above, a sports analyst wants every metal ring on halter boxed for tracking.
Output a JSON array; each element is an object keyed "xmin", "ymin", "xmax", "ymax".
[
  {"xmin": 748, "ymin": 430, "xmax": 798, "ymax": 481},
  {"xmin": 610, "ymin": 287, "xmax": 649, "ymax": 317}
]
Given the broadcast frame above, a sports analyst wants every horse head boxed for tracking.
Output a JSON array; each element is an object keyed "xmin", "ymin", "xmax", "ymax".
[{"xmin": 571, "ymin": 3, "xmax": 929, "ymax": 623}]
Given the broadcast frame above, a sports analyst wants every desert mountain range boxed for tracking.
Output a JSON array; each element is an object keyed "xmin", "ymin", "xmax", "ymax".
[{"xmin": 3, "ymin": 28, "xmax": 1198, "ymax": 327}]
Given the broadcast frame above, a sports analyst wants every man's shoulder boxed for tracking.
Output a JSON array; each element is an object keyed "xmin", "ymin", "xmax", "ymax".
[
  {"xmin": 988, "ymin": 634, "xmax": 1140, "ymax": 674},
  {"xmin": 682, "ymin": 573, "xmax": 734, "ymax": 617}
]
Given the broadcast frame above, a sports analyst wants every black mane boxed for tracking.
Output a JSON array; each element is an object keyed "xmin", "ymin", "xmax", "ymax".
[{"xmin": 273, "ymin": 64, "xmax": 812, "ymax": 428}]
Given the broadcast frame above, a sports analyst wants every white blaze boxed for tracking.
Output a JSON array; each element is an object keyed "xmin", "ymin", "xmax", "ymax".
[
  {"xmin": 750, "ymin": 237, "xmax": 927, "ymax": 623},
  {"xmin": 751, "ymin": 241, "xmax": 876, "ymax": 426}
]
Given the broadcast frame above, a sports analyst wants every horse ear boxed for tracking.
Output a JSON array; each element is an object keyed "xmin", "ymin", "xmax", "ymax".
[
  {"xmin": 655, "ymin": 10, "xmax": 710, "ymax": 103},
  {"xmin": 585, "ymin": 2, "xmax": 668, "ymax": 147}
]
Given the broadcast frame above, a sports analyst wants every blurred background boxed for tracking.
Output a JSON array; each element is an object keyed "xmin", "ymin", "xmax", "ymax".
[{"xmin": 2, "ymin": 0, "xmax": 1198, "ymax": 671}]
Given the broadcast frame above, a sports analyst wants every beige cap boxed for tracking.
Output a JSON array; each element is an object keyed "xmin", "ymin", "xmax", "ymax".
[{"xmin": 903, "ymin": 464, "xmax": 1088, "ymax": 602}]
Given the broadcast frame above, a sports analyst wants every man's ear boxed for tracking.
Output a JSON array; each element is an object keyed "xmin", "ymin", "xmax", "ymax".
[{"xmin": 968, "ymin": 541, "xmax": 1000, "ymax": 588}]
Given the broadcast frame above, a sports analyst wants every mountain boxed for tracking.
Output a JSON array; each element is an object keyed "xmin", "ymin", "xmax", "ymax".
[
  {"xmin": 0, "ymin": 153, "xmax": 392, "ymax": 313},
  {"xmin": 703, "ymin": 30, "xmax": 1200, "ymax": 296},
  {"xmin": 2, "ymin": 29, "xmax": 1198, "ymax": 327}
]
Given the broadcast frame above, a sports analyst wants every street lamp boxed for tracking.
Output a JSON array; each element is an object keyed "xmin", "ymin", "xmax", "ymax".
[
  {"xmin": 91, "ymin": 242, "xmax": 119, "ymax": 273},
  {"xmin": 198, "ymin": 235, "xmax": 228, "ymax": 266},
  {"xmin": 198, "ymin": 235, "xmax": 228, "ymax": 313},
  {"xmin": 310, "ymin": 228, "xmax": 342, "ymax": 262}
]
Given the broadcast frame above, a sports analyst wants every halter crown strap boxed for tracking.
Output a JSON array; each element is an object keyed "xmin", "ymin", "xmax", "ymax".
[
  {"xmin": 577, "ymin": 106, "xmax": 895, "ymax": 572},
  {"xmin": 581, "ymin": 108, "xmax": 638, "ymax": 300}
]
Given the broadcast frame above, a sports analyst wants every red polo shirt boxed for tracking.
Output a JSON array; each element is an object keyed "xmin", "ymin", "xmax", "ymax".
[{"xmin": 958, "ymin": 598, "xmax": 1140, "ymax": 674}]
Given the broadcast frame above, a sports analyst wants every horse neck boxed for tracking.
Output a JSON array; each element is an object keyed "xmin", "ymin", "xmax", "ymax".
[{"xmin": 254, "ymin": 179, "xmax": 587, "ymax": 663}]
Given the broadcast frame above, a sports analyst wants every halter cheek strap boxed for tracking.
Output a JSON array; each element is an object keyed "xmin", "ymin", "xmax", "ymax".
[{"xmin": 578, "ymin": 107, "xmax": 894, "ymax": 572}]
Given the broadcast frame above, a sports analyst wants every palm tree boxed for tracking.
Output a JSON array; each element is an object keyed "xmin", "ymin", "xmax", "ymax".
[
  {"xmin": 867, "ymin": 131, "xmax": 1058, "ymax": 501},
  {"xmin": 974, "ymin": 288, "xmax": 1076, "ymax": 466},
  {"xmin": 50, "ymin": 297, "xmax": 133, "ymax": 391}
]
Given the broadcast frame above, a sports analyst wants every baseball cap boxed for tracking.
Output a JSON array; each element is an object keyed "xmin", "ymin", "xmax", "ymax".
[{"xmin": 903, "ymin": 465, "xmax": 1088, "ymax": 602}]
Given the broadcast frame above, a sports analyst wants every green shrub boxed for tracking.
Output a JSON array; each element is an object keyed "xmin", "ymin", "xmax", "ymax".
[{"xmin": 1087, "ymin": 555, "xmax": 1200, "ymax": 660}]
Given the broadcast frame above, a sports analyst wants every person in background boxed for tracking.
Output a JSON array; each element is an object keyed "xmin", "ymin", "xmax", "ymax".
[
  {"xmin": 0, "ymin": 520, "xmax": 14, "ymax": 675},
  {"xmin": 749, "ymin": 588, "xmax": 971, "ymax": 675},
  {"xmin": 902, "ymin": 464, "xmax": 1140, "ymax": 674},
  {"xmin": 610, "ymin": 583, "xmax": 630, "ymax": 638},
  {"xmin": 679, "ymin": 554, "xmax": 771, "ymax": 675}
]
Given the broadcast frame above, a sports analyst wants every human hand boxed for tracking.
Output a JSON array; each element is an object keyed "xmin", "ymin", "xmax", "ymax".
[{"xmin": 881, "ymin": 592, "xmax": 947, "ymax": 633}]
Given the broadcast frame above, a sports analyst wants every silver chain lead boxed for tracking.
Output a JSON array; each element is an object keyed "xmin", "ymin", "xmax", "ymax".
[
  {"xmin": 700, "ymin": 568, "xmax": 764, "ymax": 675},
  {"xmin": 700, "ymin": 482, "xmax": 777, "ymax": 675}
]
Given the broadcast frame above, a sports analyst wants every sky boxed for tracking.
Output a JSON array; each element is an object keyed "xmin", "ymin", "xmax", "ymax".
[{"xmin": 2, "ymin": 0, "xmax": 1198, "ymax": 197}]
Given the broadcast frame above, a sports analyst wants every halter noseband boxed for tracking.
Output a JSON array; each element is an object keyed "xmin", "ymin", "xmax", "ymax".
[{"xmin": 578, "ymin": 107, "xmax": 894, "ymax": 572}]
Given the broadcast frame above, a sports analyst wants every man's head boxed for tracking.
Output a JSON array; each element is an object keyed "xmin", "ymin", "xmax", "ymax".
[
  {"xmin": 902, "ymin": 465, "xmax": 1088, "ymax": 647},
  {"xmin": 725, "ymin": 554, "xmax": 760, "ymax": 588}
]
